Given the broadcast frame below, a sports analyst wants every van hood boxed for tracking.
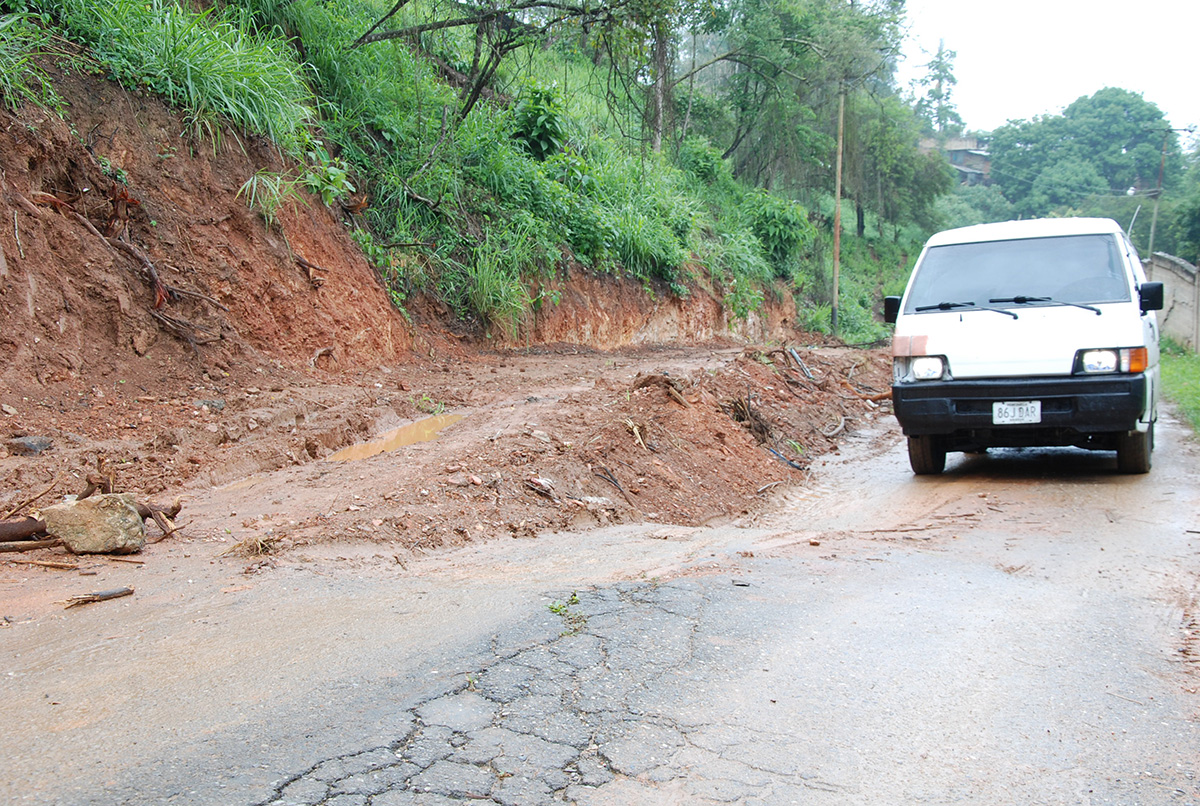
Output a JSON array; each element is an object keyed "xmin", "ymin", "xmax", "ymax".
[{"xmin": 893, "ymin": 304, "xmax": 1147, "ymax": 378}]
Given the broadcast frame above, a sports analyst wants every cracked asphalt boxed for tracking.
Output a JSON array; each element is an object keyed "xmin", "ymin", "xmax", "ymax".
[{"xmin": 7, "ymin": 419, "xmax": 1200, "ymax": 805}]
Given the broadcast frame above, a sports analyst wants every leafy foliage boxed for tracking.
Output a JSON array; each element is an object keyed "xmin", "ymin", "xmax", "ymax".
[
  {"xmin": 742, "ymin": 190, "xmax": 813, "ymax": 275},
  {"xmin": 512, "ymin": 82, "xmax": 567, "ymax": 161}
]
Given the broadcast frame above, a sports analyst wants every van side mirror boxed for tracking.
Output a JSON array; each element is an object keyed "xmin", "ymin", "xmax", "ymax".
[
  {"xmin": 1139, "ymin": 282, "xmax": 1163, "ymax": 312},
  {"xmin": 883, "ymin": 296, "xmax": 901, "ymax": 323}
]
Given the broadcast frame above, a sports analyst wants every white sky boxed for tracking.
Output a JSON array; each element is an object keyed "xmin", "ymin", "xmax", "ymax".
[{"xmin": 895, "ymin": 0, "xmax": 1199, "ymax": 146}]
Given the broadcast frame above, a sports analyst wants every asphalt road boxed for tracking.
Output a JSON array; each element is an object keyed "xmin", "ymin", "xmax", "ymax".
[{"xmin": 5, "ymin": 414, "xmax": 1199, "ymax": 805}]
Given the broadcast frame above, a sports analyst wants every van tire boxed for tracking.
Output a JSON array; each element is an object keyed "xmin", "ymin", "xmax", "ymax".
[
  {"xmin": 1116, "ymin": 425, "xmax": 1152, "ymax": 474},
  {"xmin": 908, "ymin": 435, "xmax": 946, "ymax": 475}
]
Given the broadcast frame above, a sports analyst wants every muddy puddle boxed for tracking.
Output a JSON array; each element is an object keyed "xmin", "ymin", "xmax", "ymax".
[{"xmin": 327, "ymin": 413, "xmax": 465, "ymax": 462}]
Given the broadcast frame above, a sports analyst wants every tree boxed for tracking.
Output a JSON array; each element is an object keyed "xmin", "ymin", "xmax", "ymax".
[
  {"xmin": 912, "ymin": 39, "xmax": 962, "ymax": 137},
  {"xmin": 351, "ymin": 0, "xmax": 644, "ymax": 120},
  {"xmin": 1169, "ymin": 147, "xmax": 1200, "ymax": 264},
  {"xmin": 988, "ymin": 88, "xmax": 1182, "ymax": 219}
]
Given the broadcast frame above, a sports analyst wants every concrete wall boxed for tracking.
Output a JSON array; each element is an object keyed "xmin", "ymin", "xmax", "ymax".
[{"xmin": 1144, "ymin": 253, "xmax": 1199, "ymax": 351}]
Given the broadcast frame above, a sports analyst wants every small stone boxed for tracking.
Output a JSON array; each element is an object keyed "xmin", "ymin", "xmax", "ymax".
[
  {"xmin": 530, "ymin": 430, "xmax": 551, "ymax": 443},
  {"xmin": 1, "ymin": 404, "xmax": 16, "ymax": 416},
  {"xmin": 6, "ymin": 435, "xmax": 53, "ymax": 455}
]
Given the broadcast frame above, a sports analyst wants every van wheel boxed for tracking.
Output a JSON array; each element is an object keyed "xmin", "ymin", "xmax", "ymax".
[
  {"xmin": 1116, "ymin": 424, "xmax": 1153, "ymax": 474},
  {"xmin": 908, "ymin": 436, "xmax": 946, "ymax": 475}
]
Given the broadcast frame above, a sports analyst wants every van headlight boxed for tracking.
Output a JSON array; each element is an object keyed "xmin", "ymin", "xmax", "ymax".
[
  {"xmin": 1074, "ymin": 347, "xmax": 1147, "ymax": 374},
  {"xmin": 894, "ymin": 355, "xmax": 948, "ymax": 382}
]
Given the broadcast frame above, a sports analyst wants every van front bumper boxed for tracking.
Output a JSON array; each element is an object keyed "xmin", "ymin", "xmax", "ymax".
[{"xmin": 892, "ymin": 375, "xmax": 1147, "ymax": 448}]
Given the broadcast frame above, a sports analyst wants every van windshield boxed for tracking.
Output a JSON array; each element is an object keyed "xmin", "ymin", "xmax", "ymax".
[{"xmin": 904, "ymin": 233, "xmax": 1130, "ymax": 314}]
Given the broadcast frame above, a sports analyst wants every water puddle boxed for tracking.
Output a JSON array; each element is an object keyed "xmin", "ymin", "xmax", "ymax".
[{"xmin": 326, "ymin": 413, "xmax": 464, "ymax": 462}]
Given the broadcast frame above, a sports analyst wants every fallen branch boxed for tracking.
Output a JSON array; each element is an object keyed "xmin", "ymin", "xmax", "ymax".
[
  {"xmin": 12, "ymin": 192, "xmax": 42, "ymax": 220},
  {"xmin": 0, "ymin": 538, "xmax": 61, "ymax": 553},
  {"xmin": 295, "ymin": 255, "xmax": 330, "ymax": 288},
  {"xmin": 310, "ymin": 345, "xmax": 334, "ymax": 367},
  {"xmin": 8, "ymin": 558, "xmax": 78, "ymax": 570},
  {"xmin": 107, "ymin": 237, "xmax": 169, "ymax": 308},
  {"xmin": 166, "ymin": 284, "xmax": 230, "ymax": 311},
  {"xmin": 149, "ymin": 309, "xmax": 221, "ymax": 349},
  {"xmin": 134, "ymin": 499, "xmax": 183, "ymax": 542},
  {"xmin": 789, "ymin": 348, "xmax": 814, "ymax": 380},
  {"xmin": 0, "ymin": 517, "xmax": 48, "ymax": 542},
  {"xmin": 840, "ymin": 379, "xmax": 887, "ymax": 402},
  {"xmin": 70, "ymin": 210, "xmax": 108, "ymax": 241},
  {"xmin": 64, "ymin": 586, "xmax": 134, "ymax": 609},
  {"xmin": 593, "ymin": 466, "xmax": 641, "ymax": 513}
]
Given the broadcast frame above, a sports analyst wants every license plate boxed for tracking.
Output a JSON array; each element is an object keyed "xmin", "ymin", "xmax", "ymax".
[{"xmin": 993, "ymin": 401, "xmax": 1041, "ymax": 425}]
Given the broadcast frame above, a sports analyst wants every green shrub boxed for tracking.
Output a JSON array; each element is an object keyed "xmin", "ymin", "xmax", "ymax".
[
  {"xmin": 512, "ymin": 81, "xmax": 567, "ymax": 162},
  {"xmin": 743, "ymin": 191, "xmax": 815, "ymax": 275},
  {"xmin": 676, "ymin": 136, "xmax": 729, "ymax": 185}
]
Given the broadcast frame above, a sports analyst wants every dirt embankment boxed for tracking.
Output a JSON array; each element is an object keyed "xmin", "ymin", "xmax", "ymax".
[{"xmin": 0, "ymin": 65, "xmax": 892, "ymax": 581}]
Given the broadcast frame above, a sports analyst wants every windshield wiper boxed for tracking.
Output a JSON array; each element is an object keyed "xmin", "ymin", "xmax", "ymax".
[
  {"xmin": 989, "ymin": 295, "xmax": 1101, "ymax": 315},
  {"xmin": 915, "ymin": 300, "xmax": 1018, "ymax": 319}
]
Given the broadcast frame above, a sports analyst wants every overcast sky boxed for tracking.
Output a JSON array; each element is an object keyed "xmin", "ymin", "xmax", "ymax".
[{"xmin": 895, "ymin": 0, "xmax": 1199, "ymax": 146}]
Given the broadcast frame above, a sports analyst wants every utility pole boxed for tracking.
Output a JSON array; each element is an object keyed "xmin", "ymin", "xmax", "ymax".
[
  {"xmin": 1147, "ymin": 125, "xmax": 1196, "ymax": 255},
  {"xmin": 832, "ymin": 86, "xmax": 845, "ymax": 335}
]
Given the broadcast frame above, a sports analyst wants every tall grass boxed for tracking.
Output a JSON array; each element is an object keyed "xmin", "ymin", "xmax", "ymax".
[
  {"xmin": 42, "ymin": 0, "xmax": 313, "ymax": 151},
  {"xmin": 0, "ymin": 13, "xmax": 57, "ymax": 111}
]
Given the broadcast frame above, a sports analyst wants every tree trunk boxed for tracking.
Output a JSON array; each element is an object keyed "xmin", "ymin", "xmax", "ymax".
[{"xmin": 649, "ymin": 18, "xmax": 672, "ymax": 152}]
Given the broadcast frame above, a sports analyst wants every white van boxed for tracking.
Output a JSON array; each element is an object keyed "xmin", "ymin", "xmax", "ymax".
[{"xmin": 883, "ymin": 217, "xmax": 1163, "ymax": 475}]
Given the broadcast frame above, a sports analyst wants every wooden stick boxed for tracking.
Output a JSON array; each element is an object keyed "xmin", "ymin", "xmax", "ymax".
[
  {"xmin": 105, "ymin": 556, "xmax": 145, "ymax": 565},
  {"xmin": 13, "ymin": 210, "xmax": 24, "ymax": 258},
  {"xmin": 0, "ymin": 538, "xmax": 61, "ymax": 553},
  {"xmin": 64, "ymin": 586, "xmax": 133, "ymax": 608},
  {"xmin": 667, "ymin": 386, "xmax": 691, "ymax": 408},
  {"xmin": 7, "ymin": 558, "xmax": 78, "ymax": 570}
]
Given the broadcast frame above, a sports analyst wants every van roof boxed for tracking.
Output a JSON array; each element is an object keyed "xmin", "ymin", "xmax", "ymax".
[{"xmin": 926, "ymin": 217, "xmax": 1123, "ymax": 247}]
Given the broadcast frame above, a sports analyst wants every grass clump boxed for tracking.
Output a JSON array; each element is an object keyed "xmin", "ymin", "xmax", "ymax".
[{"xmin": 1161, "ymin": 340, "xmax": 1200, "ymax": 432}]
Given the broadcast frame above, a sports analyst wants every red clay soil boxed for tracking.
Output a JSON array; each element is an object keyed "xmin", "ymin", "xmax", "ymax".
[{"xmin": 0, "ymin": 64, "xmax": 893, "ymax": 576}]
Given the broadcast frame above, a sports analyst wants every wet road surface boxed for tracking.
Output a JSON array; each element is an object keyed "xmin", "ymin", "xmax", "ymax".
[{"xmin": 5, "ymin": 415, "xmax": 1199, "ymax": 805}]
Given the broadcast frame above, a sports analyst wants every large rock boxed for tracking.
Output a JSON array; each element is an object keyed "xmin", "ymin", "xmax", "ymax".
[{"xmin": 41, "ymin": 494, "xmax": 145, "ymax": 554}]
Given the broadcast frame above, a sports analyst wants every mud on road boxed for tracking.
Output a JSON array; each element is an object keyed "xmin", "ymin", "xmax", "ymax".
[
  {"xmin": 3, "ymin": 403, "xmax": 1199, "ymax": 806},
  {"xmin": 1, "ymin": 342, "xmax": 891, "ymax": 614}
]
